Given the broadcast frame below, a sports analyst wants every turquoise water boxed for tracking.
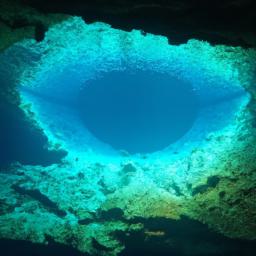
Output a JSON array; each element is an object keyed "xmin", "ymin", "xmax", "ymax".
[
  {"xmin": 0, "ymin": 17, "xmax": 255, "ymax": 256},
  {"xmin": 70, "ymin": 70, "xmax": 198, "ymax": 154}
]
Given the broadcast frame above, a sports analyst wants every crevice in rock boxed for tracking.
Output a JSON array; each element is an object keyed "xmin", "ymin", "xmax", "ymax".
[
  {"xmin": 192, "ymin": 176, "xmax": 220, "ymax": 196},
  {"xmin": 11, "ymin": 184, "xmax": 67, "ymax": 217}
]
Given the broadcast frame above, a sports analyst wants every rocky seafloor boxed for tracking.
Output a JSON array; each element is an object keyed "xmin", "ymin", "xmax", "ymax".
[{"xmin": 0, "ymin": 1, "xmax": 256, "ymax": 256}]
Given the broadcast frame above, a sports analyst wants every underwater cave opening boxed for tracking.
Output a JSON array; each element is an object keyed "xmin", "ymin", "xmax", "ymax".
[{"xmin": 76, "ymin": 70, "xmax": 199, "ymax": 154}]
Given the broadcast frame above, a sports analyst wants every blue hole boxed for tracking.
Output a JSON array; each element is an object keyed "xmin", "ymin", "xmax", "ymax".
[{"xmin": 77, "ymin": 70, "xmax": 199, "ymax": 154}]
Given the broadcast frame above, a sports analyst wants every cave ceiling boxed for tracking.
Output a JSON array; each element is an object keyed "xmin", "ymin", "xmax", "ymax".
[{"xmin": 0, "ymin": 0, "xmax": 256, "ymax": 49}]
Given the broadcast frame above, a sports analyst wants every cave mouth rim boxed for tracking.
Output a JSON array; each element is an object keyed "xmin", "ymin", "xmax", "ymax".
[
  {"xmin": 75, "ymin": 69, "xmax": 200, "ymax": 155},
  {"xmin": 8, "ymin": 16, "xmax": 251, "ymax": 160},
  {"xmin": 16, "ymin": 61, "xmax": 250, "ymax": 161}
]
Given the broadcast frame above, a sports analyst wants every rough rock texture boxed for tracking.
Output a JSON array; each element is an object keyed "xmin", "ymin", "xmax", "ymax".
[
  {"xmin": 0, "ymin": 1, "xmax": 69, "ymax": 167},
  {"xmin": 185, "ymin": 126, "xmax": 256, "ymax": 239},
  {"xmin": 0, "ymin": 2, "xmax": 256, "ymax": 256},
  {"xmin": 0, "ymin": 0, "xmax": 69, "ymax": 105},
  {"xmin": 0, "ymin": 0, "xmax": 68, "ymax": 52}
]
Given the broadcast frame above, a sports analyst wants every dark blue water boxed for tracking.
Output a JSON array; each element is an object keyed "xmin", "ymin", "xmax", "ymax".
[
  {"xmin": 77, "ymin": 71, "xmax": 199, "ymax": 154},
  {"xmin": 0, "ymin": 101, "xmax": 66, "ymax": 168}
]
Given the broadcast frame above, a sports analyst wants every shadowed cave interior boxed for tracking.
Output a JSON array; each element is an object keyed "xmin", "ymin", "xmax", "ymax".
[
  {"xmin": 1, "ymin": 216, "xmax": 256, "ymax": 256},
  {"xmin": 0, "ymin": 100, "xmax": 67, "ymax": 167}
]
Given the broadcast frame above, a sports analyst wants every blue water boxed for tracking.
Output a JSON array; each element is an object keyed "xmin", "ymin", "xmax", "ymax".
[
  {"xmin": 0, "ymin": 101, "xmax": 66, "ymax": 167},
  {"xmin": 77, "ymin": 70, "xmax": 199, "ymax": 154}
]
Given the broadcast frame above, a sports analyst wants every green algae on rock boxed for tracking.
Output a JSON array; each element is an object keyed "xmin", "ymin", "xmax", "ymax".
[{"xmin": 0, "ymin": 15, "xmax": 256, "ymax": 255}]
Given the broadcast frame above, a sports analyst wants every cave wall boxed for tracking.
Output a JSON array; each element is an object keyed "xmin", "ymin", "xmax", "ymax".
[{"xmin": 0, "ymin": 1, "xmax": 256, "ymax": 255}]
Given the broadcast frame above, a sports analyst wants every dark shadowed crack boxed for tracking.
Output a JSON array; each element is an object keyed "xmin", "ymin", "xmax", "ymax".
[
  {"xmin": 78, "ymin": 207, "xmax": 125, "ymax": 225},
  {"xmin": 192, "ymin": 175, "xmax": 220, "ymax": 196},
  {"xmin": 11, "ymin": 184, "xmax": 67, "ymax": 217}
]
